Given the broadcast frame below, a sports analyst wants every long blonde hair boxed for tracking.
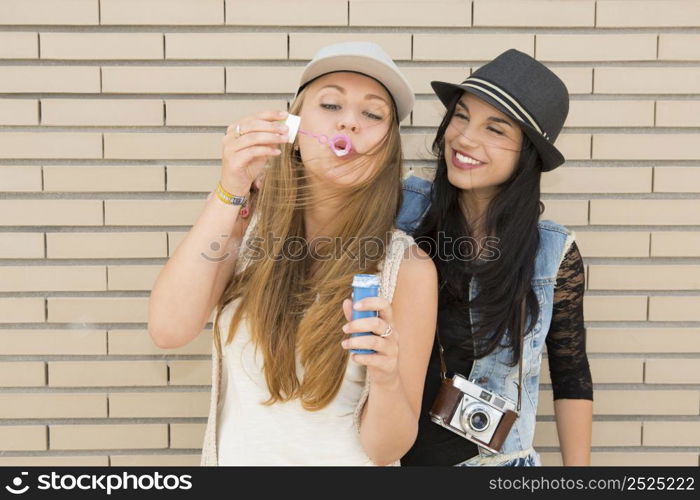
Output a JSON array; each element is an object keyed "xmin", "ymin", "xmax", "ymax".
[{"xmin": 213, "ymin": 83, "xmax": 404, "ymax": 410}]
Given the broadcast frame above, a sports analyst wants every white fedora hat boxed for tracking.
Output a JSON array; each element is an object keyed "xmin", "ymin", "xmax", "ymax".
[{"xmin": 297, "ymin": 41, "xmax": 415, "ymax": 123}]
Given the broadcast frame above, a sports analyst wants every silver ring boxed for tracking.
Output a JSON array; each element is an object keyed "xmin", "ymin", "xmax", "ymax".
[
  {"xmin": 380, "ymin": 325, "xmax": 393, "ymax": 338},
  {"xmin": 235, "ymin": 123, "xmax": 242, "ymax": 138}
]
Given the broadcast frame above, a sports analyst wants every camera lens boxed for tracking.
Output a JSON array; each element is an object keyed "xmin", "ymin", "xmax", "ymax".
[{"xmin": 467, "ymin": 409, "xmax": 489, "ymax": 432}]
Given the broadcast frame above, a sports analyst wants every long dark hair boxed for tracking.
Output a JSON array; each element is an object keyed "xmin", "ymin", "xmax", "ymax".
[{"xmin": 414, "ymin": 93, "xmax": 544, "ymax": 366}]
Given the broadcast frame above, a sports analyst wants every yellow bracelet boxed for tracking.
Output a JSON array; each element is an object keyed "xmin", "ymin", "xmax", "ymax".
[{"xmin": 215, "ymin": 182, "xmax": 248, "ymax": 207}]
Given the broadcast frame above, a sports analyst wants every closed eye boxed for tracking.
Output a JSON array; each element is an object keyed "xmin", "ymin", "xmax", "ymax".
[
  {"xmin": 363, "ymin": 111, "xmax": 383, "ymax": 121},
  {"xmin": 454, "ymin": 112, "xmax": 469, "ymax": 121},
  {"xmin": 487, "ymin": 126, "xmax": 504, "ymax": 135}
]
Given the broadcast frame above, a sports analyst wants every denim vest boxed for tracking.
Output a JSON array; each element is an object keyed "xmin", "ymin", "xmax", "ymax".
[{"xmin": 397, "ymin": 175, "xmax": 573, "ymax": 456}]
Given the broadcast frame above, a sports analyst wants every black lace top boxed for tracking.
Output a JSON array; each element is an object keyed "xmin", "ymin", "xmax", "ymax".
[{"xmin": 401, "ymin": 241, "xmax": 593, "ymax": 466}]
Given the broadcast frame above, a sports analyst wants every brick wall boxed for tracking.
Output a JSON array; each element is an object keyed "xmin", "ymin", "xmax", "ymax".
[{"xmin": 0, "ymin": 0, "xmax": 698, "ymax": 466}]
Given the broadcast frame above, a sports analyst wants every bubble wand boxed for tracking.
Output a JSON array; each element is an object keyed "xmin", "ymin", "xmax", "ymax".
[{"xmin": 284, "ymin": 114, "xmax": 353, "ymax": 157}]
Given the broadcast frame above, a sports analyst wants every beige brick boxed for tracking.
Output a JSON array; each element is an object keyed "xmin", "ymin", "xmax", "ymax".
[
  {"xmin": 0, "ymin": 362, "xmax": 45, "ymax": 387},
  {"xmin": 0, "ymin": 32, "xmax": 37, "ymax": 58},
  {"xmin": 0, "ymin": 132, "xmax": 102, "ymax": 159},
  {"xmin": 549, "ymin": 67, "xmax": 594, "ymax": 95},
  {"xmin": 401, "ymin": 67, "xmax": 472, "ymax": 95},
  {"xmin": 108, "ymin": 329, "xmax": 212, "ymax": 355},
  {"xmin": 414, "ymin": 34, "xmax": 534, "ymax": 61},
  {"xmin": 41, "ymin": 33, "xmax": 163, "ymax": 60},
  {"xmin": 644, "ymin": 421, "xmax": 700, "ymax": 446},
  {"xmin": 42, "ymin": 99, "xmax": 163, "ymax": 126},
  {"xmin": 0, "ymin": 265, "xmax": 105, "ymax": 292},
  {"xmin": 49, "ymin": 361, "xmax": 167, "ymax": 387},
  {"xmin": 597, "ymin": 0, "xmax": 700, "ymax": 27},
  {"xmin": 0, "ymin": 298, "xmax": 44, "ymax": 323},
  {"xmin": 0, "ymin": 0, "xmax": 98, "ymax": 25},
  {"xmin": 411, "ymin": 99, "xmax": 446, "ymax": 127},
  {"xmin": 105, "ymin": 199, "xmax": 204, "ymax": 226},
  {"xmin": 589, "ymin": 358, "xmax": 644, "ymax": 384},
  {"xmin": 108, "ymin": 265, "xmax": 161, "ymax": 291},
  {"xmin": 656, "ymin": 101, "xmax": 700, "ymax": 127},
  {"xmin": 102, "ymin": 67, "xmax": 223, "ymax": 94},
  {"xmin": 350, "ymin": 1, "xmax": 470, "ymax": 27},
  {"xmin": 594, "ymin": 390, "xmax": 697, "ymax": 415},
  {"xmin": 0, "ymin": 329, "xmax": 106, "ymax": 355},
  {"xmin": 101, "ymin": 0, "xmax": 223, "ymax": 25},
  {"xmin": 110, "ymin": 455, "xmax": 200, "ymax": 466},
  {"xmin": 652, "ymin": 232, "xmax": 700, "ymax": 257},
  {"xmin": 166, "ymin": 33, "xmax": 286, "ymax": 60},
  {"xmin": 47, "ymin": 297, "xmax": 149, "ymax": 323},
  {"xmin": 575, "ymin": 231, "xmax": 650, "ymax": 258},
  {"xmin": 589, "ymin": 265, "xmax": 700, "ymax": 291},
  {"xmin": 584, "ymin": 296, "xmax": 647, "ymax": 321},
  {"xmin": 290, "ymin": 33, "xmax": 411, "ymax": 60},
  {"xmin": 654, "ymin": 167, "xmax": 700, "ymax": 193},
  {"xmin": 0, "ymin": 425, "xmax": 46, "ymax": 451},
  {"xmin": 0, "ymin": 66, "xmax": 99, "ymax": 93},
  {"xmin": 649, "ymin": 296, "xmax": 700, "ymax": 322},
  {"xmin": 109, "ymin": 392, "xmax": 209, "ymax": 418},
  {"xmin": 401, "ymin": 133, "xmax": 434, "ymax": 161},
  {"xmin": 0, "ymin": 99, "xmax": 38, "ymax": 125},
  {"xmin": 594, "ymin": 134, "xmax": 700, "ymax": 161},
  {"xmin": 0, "ymin": 456, "xmax": 108, "ymax": 466},
  {"xmin": 474, "ymin": 0, "xmax": 594, "ymax": 27},
  {"xmin": 534, "ymin": 421, "xmax": 641, "ymax": 447},
  {"xmin": 168, "ymin": 232, "xmax": 188, "ymax": 255},
  {"xmin": 0, "ymin": 232, "xmax": 44, "ymax": 258},
  {"xmin": 51, "ymin": 424, "xmax": 168, "ymax": 450},
  {"xmin": 0, "ymin": 393, "xmax": 106, "ymax": 419},
  {"xmin": 169, "ymin": 360, "xmax": 211, "ymax": 386},
  {"xmin": 167, "ymin": 165, "xmax": 219, "ymax": 192},
  {"xmin": 0, "ymin": 165, "xmax": 42, "ymax": 191},
  {"xmin": 590, "ymin": 452, "xmax": 698, "ymax": 466},
  {"xmin": 646, "ymin": 359, "xmax": 700, "ymax": 384},
  {"xmin": 595, "ymin": 68, "xmax": 700, "ymax": 94},
  {"xmin": 659, "ymin": 35, "xmax": 700, "ymax": 60},
  {"xmin": 226, "ymin": 66, "xmax": 302, "ymax": 94},
  {"xmin": 228, "ymin": 0, "xmax": 346, "ymax": 26},
  {"xmin": 566, "ymin": 100, "xmax": 654, "ymax": 127},
  {"xmin": 104, "ymin": 133, "xmax": 219, "ymax": 160},
  {"xmin": 541, "ymin": 356, "xmax": 643, "ymax": 384},
  {"xmin": 47, "ymin": 232, "xmax": 166, "ymax": 259},
  {"xmin": 588, "ymin": 328, "xmax": 700, "ymax": 354},
  {"xmin": 44, "ymin": 166, "xmax": 164, "ymax": 191},
  {"xmin": 537, "ymin": 34, "xmax": 656, "ymax": 62},
  {"xmin": 536, "ymin": 391, "xmax": 555, "ymax": 415},
  {"xmin": 540, "ymin": 200, "xmax": 589, "ymax": 226},
  {"xmin": 165, "ymin": 99, "xmax": 285, "ymax": 127},
  {"xmin": 171, "ymin": 423, "xmax": 206, "ymax": 448},
  {"xmin": 542, "ymin": 167, "xmax": 651, "ymax": 194},
  {"xmin": 538, "ymin": 453, "xmax": 562, "ymax": 466},
  {"xmin": 590, "ymin": 200, "xmax": 700, "ymax": 226},
  {"xmin": 553, "ymin": 134, "xmax": 591, "ymax": 160}
]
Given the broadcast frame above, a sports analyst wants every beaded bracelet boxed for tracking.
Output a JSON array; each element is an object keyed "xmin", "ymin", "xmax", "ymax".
[{"xmin": 215, "ymin": 182, "xmax": 248, "ymax": 207}]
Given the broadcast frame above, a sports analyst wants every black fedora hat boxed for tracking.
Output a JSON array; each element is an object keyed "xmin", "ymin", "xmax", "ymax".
[{"xmin": 431, "ymin": 49, "xmax": 569, "ymax": 171}]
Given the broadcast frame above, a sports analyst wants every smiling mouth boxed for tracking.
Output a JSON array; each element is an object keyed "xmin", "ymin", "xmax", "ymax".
[{"xmin": 451, "ymin": 149, "xmax": 486, "ymax": 170}]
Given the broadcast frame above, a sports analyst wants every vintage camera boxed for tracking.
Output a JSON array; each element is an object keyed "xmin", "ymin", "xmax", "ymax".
[{"xmin": 429, "ymin": 374, "xmax": 518, "ymax": 454}]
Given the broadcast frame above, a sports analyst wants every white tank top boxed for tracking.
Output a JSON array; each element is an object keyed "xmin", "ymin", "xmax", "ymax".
[
  {"xmin": 200, "ymin": 214, "xmax": 413, "ymax": 466},
  {"xmin": 216, "ymin": 300, "xmax": 373, "ymax": 465}
]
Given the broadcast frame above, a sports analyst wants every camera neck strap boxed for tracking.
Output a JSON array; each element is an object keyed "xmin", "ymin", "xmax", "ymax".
[{"xmin": 436, "ymin": 296, "xmax": 527, "ymax": 415}]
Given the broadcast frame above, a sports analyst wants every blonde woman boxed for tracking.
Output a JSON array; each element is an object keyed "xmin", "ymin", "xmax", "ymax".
[{"xmin": 148, "ymin": 42, "xmax": 438, "ymax": 466}]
